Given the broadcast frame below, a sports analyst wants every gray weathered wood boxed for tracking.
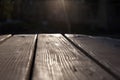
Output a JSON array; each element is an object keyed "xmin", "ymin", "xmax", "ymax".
[
  {"xmin": 0, "ymin": 34, "xmax": 12, "ymax": 42},
  {"xmin": 32, "ymin": 34, "xmax": 115, "ymax": 80},
  {"xmin": 0, "ymin": 34, "xmax": 37, "ymax": 80},
  {"xmin": 65, "ymin": 34, "xmax": 120, "ymax": 78}
]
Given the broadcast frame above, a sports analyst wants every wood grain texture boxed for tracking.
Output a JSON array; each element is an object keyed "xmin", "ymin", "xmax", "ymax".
[
  {"xmin": 32, "ymin": 34, "xmax": 115, "ymax": 80},
  {"xmin": 65, "ymin": 34, "xmax": 120, "ymax": 78},
  {"xmin": 0, "ymin": 34, "xmax": 37, "ymax": 80},
  {"xmin": 0, "ymin": 34, "xmax": 12, "ymax": 42}
]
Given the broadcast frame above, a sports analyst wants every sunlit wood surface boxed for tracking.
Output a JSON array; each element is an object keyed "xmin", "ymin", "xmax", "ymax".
[
  {"xmin": 65, "ymin": 34, "xmax": 120, "ymax": 78},
  {"xmin": 0, "ymin": 34, "xmax": 36, "ymax": 80},
  {"xmin": 32, "ymin": 34, "xmax": 115, "ymax": 80},
  {"xmin": 0, "ymin": 34, "xmax": 119, "ymax": 80}
]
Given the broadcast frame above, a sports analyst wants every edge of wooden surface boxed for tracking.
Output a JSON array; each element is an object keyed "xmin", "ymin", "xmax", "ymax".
[{"xmin": 0, "ymin": 34, "xmax": 12, "ymax": 43}]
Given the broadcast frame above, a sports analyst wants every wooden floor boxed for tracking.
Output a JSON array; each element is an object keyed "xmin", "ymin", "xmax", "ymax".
[{"xmin": 0, "ymin": 34, "xmax": 120, "ymax": 80}]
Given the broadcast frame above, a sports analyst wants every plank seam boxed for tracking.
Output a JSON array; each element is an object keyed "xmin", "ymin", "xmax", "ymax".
[
  {"xmin": 28, "ymin": 34, "xmax": 38, "ymax": 80},
  {"xmin": 62, "ymin": 34, "xmax": 120, "ymax": 80}
]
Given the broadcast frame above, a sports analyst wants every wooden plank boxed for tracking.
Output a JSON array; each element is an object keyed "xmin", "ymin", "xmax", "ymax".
[
  {"xmin": 65, "ymin": 34, "xmax": 120, "ymax": 78},
  {"xmin": 32, "ymin": 34, "xmax": 115, "ymax": 80},
  {"xmin": 0, "ymin": 34, "xmax": 12, "ymax": 42},
  {"xmin": 0, "ymin": 34, "xmax": 37, "ymax": 80}
]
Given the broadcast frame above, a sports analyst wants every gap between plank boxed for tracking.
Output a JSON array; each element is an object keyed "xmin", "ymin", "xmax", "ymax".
[
  {"xmin": 28, "ymin": 34, "xmax": 38, "ymax": 80},
  {"xmin": 62, "ymin": 34, "xmax": 120, "ymax": 80}
]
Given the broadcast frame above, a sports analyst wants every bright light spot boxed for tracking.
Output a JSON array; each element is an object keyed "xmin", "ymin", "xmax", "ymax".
[
  {"xmin": 48, "ymin": 34, "xmax": 61, "ymax": 37},
  {"xmin": 45, "ymin": 0, "xmax": 70, "ymax": 22},
  {"xmin": 54, "ymin": 34, "xmax": 61, "ymax": 37},
  {"xmin": 55, "ymin": 43, "xmax": 59, "ymax": 46}
]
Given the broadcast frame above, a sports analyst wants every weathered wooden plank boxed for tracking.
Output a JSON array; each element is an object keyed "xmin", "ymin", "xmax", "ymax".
[
  {"xmin": 65, "ymin": 34, "xmax": 120, "ymax": 78},
  {"xmin": 32, "ymin": 34, "xmax": 115, "ymax": 80},
  {"xmin": 0, "ymin": 34, "xmax": 37, "ymax": 80},
  {"xmin": 0, "ymin": 34, "xmax": 12, "ymax": 42}
]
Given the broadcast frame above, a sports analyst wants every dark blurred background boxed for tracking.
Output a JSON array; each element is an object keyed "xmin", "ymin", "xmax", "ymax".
[{"xmin": 0, "ymin": 0, "xmax": 120, "ymax": 36}]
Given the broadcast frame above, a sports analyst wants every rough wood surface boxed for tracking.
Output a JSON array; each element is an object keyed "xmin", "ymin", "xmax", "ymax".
[
  {"xmin": 32, "ymin": 34, "xmax": 115, "ymax": 80},
  {"xmin": 0, "ymin": 34, "xmax": 36, "ymax": 80},
  {"xmin": 65, "ymin": 34, "xmax": 120, "ymax": 78}
]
